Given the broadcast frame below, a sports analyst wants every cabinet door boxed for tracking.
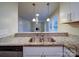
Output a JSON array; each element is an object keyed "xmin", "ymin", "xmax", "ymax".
[
  {"xmin": 44, "ymin": 47, "xmax": 63, "ymax": 57},
  {"xmin": 70, "ymin": 3, "xmax": 79, "ymax": 21},
  {"xmin": 60, "ymin": 3, "xmax": 71, "ymax": 23},
  {"xmin": 23, "ymin": 47, "xmax": 63, "ymax": 57},
  {"xmin": 23, "ymin": 47, "xmax": 43, "ymax": 57},
  {"xmin": 0, "ymin": 51, "xmax": 22, "ymax": 57}
]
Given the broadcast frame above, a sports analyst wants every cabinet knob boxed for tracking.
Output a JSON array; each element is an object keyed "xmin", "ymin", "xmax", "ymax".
[{"xmin": 67, "ymin": 13, "xmax": 72, "ymax": 21}]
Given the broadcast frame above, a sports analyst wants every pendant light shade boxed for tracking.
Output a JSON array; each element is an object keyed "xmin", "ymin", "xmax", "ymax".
[
  {"xmin": 46, "ymin": 18, "xmax": 50, "ymax": 22},
  {"xmin": 32, "ymin": 3, "xmax": 36, "ymax": 22},
  {"xmin": 32, "ymin": 18, "xmax": 36, "ymax": 22},
  {"xmin": 36, "ymin": 13, "xmax": 39, "ymax": 17}
]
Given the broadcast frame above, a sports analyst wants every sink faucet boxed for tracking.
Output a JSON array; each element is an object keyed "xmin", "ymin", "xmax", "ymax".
[
  {"xmin": 39, "ymin": 34, "xmax": 45, "ymax": 42},
  {"xmin": 36, "ymin": 33, "xmax": 39, "ymax": 36}
]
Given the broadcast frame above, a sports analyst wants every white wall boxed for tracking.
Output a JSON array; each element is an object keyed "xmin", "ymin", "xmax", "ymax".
[
  {"xmin": 0, "ymin": 2, "xmax": 18, "ymax": 38},
  {"xmin": 18, "ymin": 17, "xmax": 23, "ymax": 32},
  {"xmin": 18, "ymin": 17, "xmax": 31, "ymax": 32}
]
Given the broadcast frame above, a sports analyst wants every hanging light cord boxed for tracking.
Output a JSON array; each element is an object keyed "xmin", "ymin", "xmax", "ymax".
[
  {"xmin": 32, "ymin": 3, "xmax": 36, "ymax": 16},
  {"xmin": 47, "ymin": 3, "xmax": 50, "ymax": 17}
]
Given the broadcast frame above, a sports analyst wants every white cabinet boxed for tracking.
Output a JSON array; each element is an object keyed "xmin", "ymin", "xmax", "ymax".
[
  {"xmin": 23, "ymin": 46, "xmax": 76, "ymax": 57},
  {"xmin": 23, "ymin": 47, "xmax": 43, "ymax": 57},
  {"xmin": 23, "ymin": 46, "xmax": 63, "ymax": 57},
  {"xmin": 70, "ymin": 3, "xmax": 79, "ymax": 21},
  {"xmin": 60, "ymin": 2, "xmax": 79, "ymax": 23},
  {"xmin": 60, "ymin": 3, "xmax": 71, "ymax": 23},
  {"xmin": 43, "ymin": 47, "xmax": 63, "ymax": 57}
]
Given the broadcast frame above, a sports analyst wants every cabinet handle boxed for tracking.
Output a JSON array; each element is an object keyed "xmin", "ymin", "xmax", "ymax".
[
  {"xmin": 70, "ymin": 13, "xmax": 72, "ymax": 21},
  {"xmin": 67, "ymin": 13, "xmax": 72, "ymax": 21}
]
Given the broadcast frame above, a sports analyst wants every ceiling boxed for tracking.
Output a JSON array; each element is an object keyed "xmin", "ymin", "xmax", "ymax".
[{"xmin": 18, "ymin": 2, "xmax": 59, "ymax": 22}]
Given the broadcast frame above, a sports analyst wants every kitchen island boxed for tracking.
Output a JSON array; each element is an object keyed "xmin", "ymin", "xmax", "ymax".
[{"xmin": 0, "ymin": 32, "xmax": 79, "ymax": 57}]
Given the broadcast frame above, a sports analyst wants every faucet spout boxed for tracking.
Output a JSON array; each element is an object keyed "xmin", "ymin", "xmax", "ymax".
[{"xmin": 39, "ymin": 34, "xmax": 45, "ymax": 42}]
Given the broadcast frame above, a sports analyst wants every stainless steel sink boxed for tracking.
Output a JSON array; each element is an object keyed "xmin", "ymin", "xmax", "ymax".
[{"xmin": 29, "ymin": 37, "xmax": 55, "ymax": 43}]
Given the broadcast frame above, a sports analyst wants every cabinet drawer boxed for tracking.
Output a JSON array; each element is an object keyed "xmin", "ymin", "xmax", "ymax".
[
  {"xmin": 0, "ymin": 46, "xmax": 23, "ymax": 57},
  {"xmin": 0, "ymin": 46, "xmax": 23, "ymax": 51},
  {"xmin": 0, "ymin": 51, "xmax": 22, "ymax": 57}
]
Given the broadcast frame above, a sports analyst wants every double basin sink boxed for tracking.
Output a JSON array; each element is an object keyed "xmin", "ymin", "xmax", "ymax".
[{"xmin": 29, "ymin": 37, "xmax": 55, "ymax": 43}]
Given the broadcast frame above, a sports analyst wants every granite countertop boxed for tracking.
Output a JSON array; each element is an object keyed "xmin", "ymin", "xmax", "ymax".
[
  {"xmin": 0, "ymin": 34, "xmax": 79, "ymax": 47},
  {"xmin": 0, "ymin": 35, "xmax": 65, "ymax": 46},
  {"xmin": 0, "ymin": 34, "xmax": 79, "ymax": 55},
  {"xmin": 0, "ymin": 36, "xmax": 62, "ymax": 46},
  {"xmin": 0, "ymin": 35, "xmax": 31, "ymax": 46}
]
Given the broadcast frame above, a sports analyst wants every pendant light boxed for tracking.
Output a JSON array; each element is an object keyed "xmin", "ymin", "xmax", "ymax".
[
  {"xmin": 32, "ymin": 3, "xmax": 36, "ymax": 22},
  {"xmin": 47, "ymin": 18, "xmax": 50, "ymax": 22},
  {"xmin": 32, "ymin": 3, "xmax": 39, "ymax": 24},
  {"xmin": 32, "ymin": 18, "xmax": 36, "ymax": 22},
  {"xmin": 35, "ymin": 13, "xmax": 39, "ymax": 24},
  {"xmin": 46, "ymin": 3, "xmax": 50, "ymax": 22}
]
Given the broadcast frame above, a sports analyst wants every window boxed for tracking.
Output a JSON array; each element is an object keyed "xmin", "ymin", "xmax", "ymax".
[
  {"xmin": 53, "ymin": 16, "xmax": 58, "ymax": 32},
  {"xmin": 44, "ymin": 16, "xmax": 58, "ymax": 32},
  {"xmin": 49, "ymin": 16, "xmax": 58, "ymax": 32}
]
